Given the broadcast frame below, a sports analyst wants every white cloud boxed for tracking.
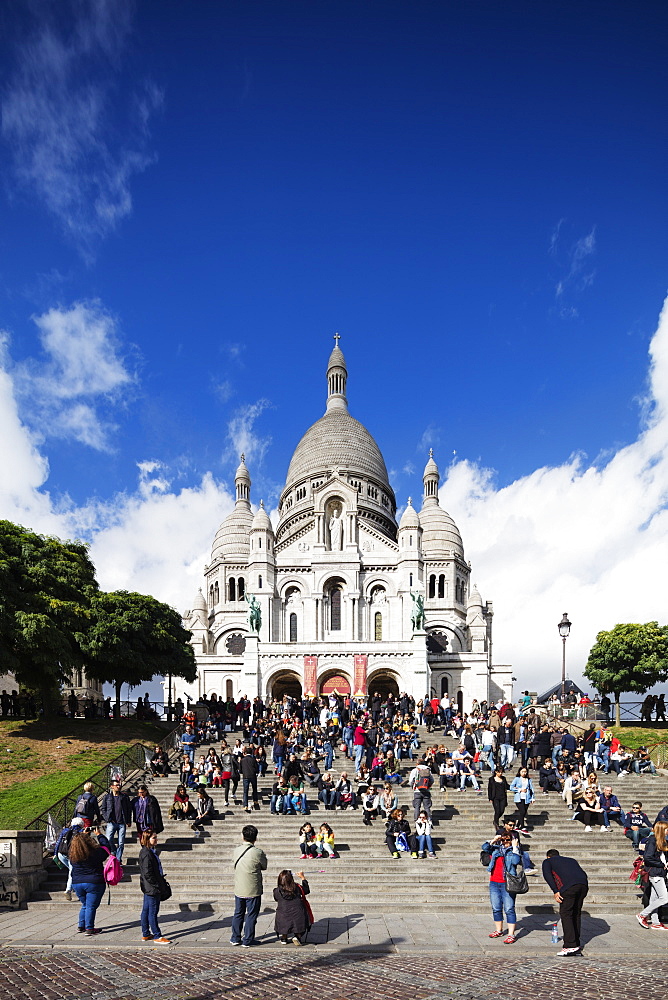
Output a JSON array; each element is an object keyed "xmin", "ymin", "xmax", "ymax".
[
  {"xmin": 553, "ymin": 224, "xmax": 597, "ymax": 310},
  {"xmin": 225, "ymin": 399, "xmax": 273, "ymax": 467},
  {"xmin": 15, "ymin": 300, "xmax": 135, "ymax": 450},
  {"xmin": 1, "ymin": 0, "xmax": 161, "ymax": 254},
  {"xmin": 76, "ymin": 469, "xmax": 234, "ymax": 612},
  {"xmin": 440, "ymin": 294, "xmax": 668, "ymax": 695}
]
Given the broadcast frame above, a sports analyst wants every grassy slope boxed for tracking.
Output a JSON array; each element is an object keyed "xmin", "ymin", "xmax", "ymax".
[
  {"xmin": 0, "ymin": 717, "xmax": 170, "ymax": 829},
  {"xmin": 609, "ymin": 725, "xmax": 668, "ymax": 750}
]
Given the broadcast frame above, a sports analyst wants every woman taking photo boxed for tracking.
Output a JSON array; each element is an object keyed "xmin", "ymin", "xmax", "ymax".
[
  {"xmin": 481, "ymin": 831, "xmax": 522, "ymax": 944},
  {"xmin": 138, "ymin": 831, "xmax": 171, "ymax": 944},
  {"xmin": 488, "ymin": 767, "xmax": 509, "ymax": 828},
  {"xmin": 636, "ymin": 821, "xmax": 668, "ymax": 929},
  {"xmin": 68, "ymin": 831, "xmax": 107, "ymax": 935},
  {"xmin": 273, "ymin": 869, "xmax": 312, "ymax": 945},
  {"xmin": 509, "ymin": 767, "xmax": 534, "ymax": 834}
]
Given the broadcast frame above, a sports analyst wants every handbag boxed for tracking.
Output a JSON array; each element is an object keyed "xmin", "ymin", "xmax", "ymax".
[
  {"xmin": 395, "ymin": 832, "xmax": 409, "ymax": 852},
  {"xmin": 158, "ymin": 877, "xmax": 172, "ymax": 901},
  {"xmin": 504, "ymin": 853, "xmax": 529, "ymax": 894}
]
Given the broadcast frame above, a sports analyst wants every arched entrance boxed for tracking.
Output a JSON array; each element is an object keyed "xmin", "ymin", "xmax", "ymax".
[
  {"xmin": 367, "ymin": 671, "xmax": 400, "ymax": 700},
  {"xmin": 319, "ymin": 672, "xmax": 351, "ymax": 697},
  {"xmin": 269, "ymin": 671, "xmax": 302, "ymax": 701}
]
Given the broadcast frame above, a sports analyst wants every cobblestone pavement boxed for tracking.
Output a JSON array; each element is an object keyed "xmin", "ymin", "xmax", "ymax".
[
  {"xmin": 1, "ymin": 949, "xmax": 668, "ymax": 1000},
  {"xmin": 0, "ymin": 905, "xmax": 667, "ymax": 954}
]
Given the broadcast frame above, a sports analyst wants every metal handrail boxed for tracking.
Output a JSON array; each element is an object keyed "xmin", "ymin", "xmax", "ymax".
[{"xmin": 24, "ymin": 724, "xmax": 183, "ymax": 839}]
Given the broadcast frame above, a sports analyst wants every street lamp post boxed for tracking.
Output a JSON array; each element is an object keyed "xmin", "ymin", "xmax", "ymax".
[{"xmin": 558, "ymin": 612, "xmax": 572, "ymax": 705}]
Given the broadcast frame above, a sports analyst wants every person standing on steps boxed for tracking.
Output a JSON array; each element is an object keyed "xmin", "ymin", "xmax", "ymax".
[
  {"xmin": 138, "ymin": 831, "xmax": 171, "ymax": 944},
  {"xmin": 542, "ymin": 848, "xmax": 589, "ymax": 956},
  {"xmin": 488, "ymin": 767, "xmax": 509, "ymax": 828},
  {"xmin": 230, "ymin": 825, "xmax": 268, "ymax": 948},
  {"xmin": 100, "ymin": 778, "xmax": 131, "ymax": 861},
  {"xmin": 241, "ymin": 745, "xmax": 260, "ymax": 812}
]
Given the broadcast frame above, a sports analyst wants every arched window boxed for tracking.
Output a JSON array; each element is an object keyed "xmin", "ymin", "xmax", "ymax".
[
  {"xmin": 409, "ymin": 534, "xmax": 413, "ymax": 546},
  {"xmin": 209, "ymin": 584, "xmax": 214, "ymax": 607},
  {"xmin": 438, "ymin": 574, "xmax": 445, "ymax": 599},
  {"xmin": 289, "ymin": 613, "xmax": 297, "ymax": 642},
  {"xmin": 226, "ymin": 679, "xmax": 233, "ymax": 699},
  {"xmin": 409, "ymin": 572, "xmax": 413, "ymax": 587},
  {"xmin": 440, "ymin": 676, "xmax": 449, "ymax": 697},
  {"xmin": 258, "ymin": 537, "xmax": 262, "ymax": 549},
  {"xmin": 228, "ymin": 577, "xmax": 236, "ymax": 602},
  {"xmin": 214, "ymin": 581, "xmax": 219, "ymax": 604},
  {"xmin": 330, "ymin": 587, "xmax": 342, "ymax": 631},
  {"xmin": 258, "ymin": 574, "xmax": 263, "ymax": 589},
  {"xmin": 238, "ymin": 577, "xmax": 245, "ymax": 601},
  {"xmin": 428, "ymin": 574, "xmax": 436, "ymax": 599},
  {"xmin": 374, "ymin": 612, "xmax": 382, "ymax": 641}
]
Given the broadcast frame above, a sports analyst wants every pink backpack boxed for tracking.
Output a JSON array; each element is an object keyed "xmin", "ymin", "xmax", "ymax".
[{"xmin": 102, "ymin": 848, "xmax": 123, "ymax": 886}]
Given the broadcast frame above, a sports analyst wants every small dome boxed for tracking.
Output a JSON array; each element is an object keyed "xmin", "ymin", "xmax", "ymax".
[
  {"xmin": 419, "ymin": 504, "xmax": 464, "ymax": 558},
  {"xmin": 252, "ymin": 500, "xmax": 273, "ymax": 532},
  {"xmin": 399, "ymin": 498, "xmax": 420, "ymax": 530},
  {"xmin": 468, "ymin": 584, "xmax": 483, "ymax": 609},
  {"xmin": 193, "ymin": 588, "xmax": 207, "ymax": 613},
  {"xmin": 211, "ymin": 505, "xmax": 253, "ymax": 561},
  {"xmin": 423, "ymin": 449, "xmax": 439, "ymax": 478},
  {"xmin": 327, "ymin": 344, "xmax": 347, "ymax": 372},
  {"xmin": 235, "ymin": 454, "xmax": 250, "ymax": 483}
]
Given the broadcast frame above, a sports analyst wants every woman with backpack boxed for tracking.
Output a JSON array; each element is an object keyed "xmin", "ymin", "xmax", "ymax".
[
  {"xmin": 68, "ymin": 830, "xmax": 107, "ymax": 935},
  {"xmin": 138, "ymin": 831, "xmax": 171, "ymax": 944},
  {"xmin": 481, "ymin": 831, "xmax": 522, "ymax": 944},
  {"xmin": 73, "ymin": 781, "xmax": 102, "ymax": 828},
  {"xmin": 55, "ymin": 817, "xmax": 85, "ymax": 901}
]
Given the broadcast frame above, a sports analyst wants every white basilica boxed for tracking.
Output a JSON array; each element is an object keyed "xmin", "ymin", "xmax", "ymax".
[{"xmin": 181, "ymin": 339, "xmax": 512, "ymax": 710}]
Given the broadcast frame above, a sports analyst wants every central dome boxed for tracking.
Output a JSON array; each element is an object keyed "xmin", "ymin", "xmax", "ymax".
[{"xmin": 285, "ymin": 408, "xmax": 391, "ymax": 493}]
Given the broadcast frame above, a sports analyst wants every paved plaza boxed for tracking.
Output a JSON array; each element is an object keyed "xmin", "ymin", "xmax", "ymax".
[{"xmin": 1, "ymin": 944, "xmax": 668, "ymax": 1000}]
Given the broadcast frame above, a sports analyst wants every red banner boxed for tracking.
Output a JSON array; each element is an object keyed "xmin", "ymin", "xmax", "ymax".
[
  {"xmin": 321, "ymin": 674, "xmax": 351, "ymax": 696},
  {"xmin": 303, "ymin": 655, "xmax": 318, "ymax": 697},
  {"xmin": 354, "ymin": 654, "xmax": 367, "ymax": 696}
]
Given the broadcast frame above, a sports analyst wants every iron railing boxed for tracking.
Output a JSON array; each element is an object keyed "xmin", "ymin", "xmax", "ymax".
[
  {"xmin": 25, "ymin": 724, "xmax": 183, "ymax": 844},
  {"xmin": 544, "ymin": 700, "xmax": 667, "ymax": 724}
]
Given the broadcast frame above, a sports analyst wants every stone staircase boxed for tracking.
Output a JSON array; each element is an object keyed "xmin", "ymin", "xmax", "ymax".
[{"xmin": 29, "ymin": 726, "xmax": 667, "ymax": 915}]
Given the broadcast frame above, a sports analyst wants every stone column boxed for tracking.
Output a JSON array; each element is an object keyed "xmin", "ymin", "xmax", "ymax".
[
  {"xmin": 410, "ymin": 628, "xmax": 430, "ymax": 701},
  {"xmin": 242, "ymin": 634, "xmax": 260, "ymax": 698},
  {"xmin": 0, "ymin": 831, "xmax": 46, "ymax": 909}
]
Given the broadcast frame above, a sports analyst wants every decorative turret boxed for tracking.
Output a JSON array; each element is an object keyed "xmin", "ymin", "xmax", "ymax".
[
  {"xmin": 193, "ymin": 588, "xmax": 208, "ymax": 616},
  {"xmin": 419, "ymin": 450, "xmax": 464, "ymax": 559},
  {"xmin": 399, "ymin": 497, "xmax": 420, "ymax": 530},
  {"xmin": 422, "ymin": 448, "xmax": 440, "ymax": 504},
  {"xmin": 235, "ymin": 454, "xmax": 251, "ymax": 505},
  {"xmin": 326, "ymin": 332, "xmax": 348, "ymax": 412},
  {"xmin": 251, "ymin": 499, "xmax": 273, "ymax": 533}
]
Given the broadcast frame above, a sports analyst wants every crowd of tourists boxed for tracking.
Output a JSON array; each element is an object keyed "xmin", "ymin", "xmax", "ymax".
[{"xmin": 53, "ymin": 687, "xmax": 666, "ymax": 950}]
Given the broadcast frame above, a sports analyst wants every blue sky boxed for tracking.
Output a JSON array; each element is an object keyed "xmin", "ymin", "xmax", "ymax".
[{"xmin": 1, "ymin": 0, "xmax": 667, "ymax": 696}]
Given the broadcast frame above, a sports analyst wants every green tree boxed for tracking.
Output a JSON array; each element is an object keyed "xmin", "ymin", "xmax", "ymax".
[
  {"xmin": 79, "ymin": 590, "xmax": 197, "ymax": 713},
  {"xmin": 584, "ymin": 622, "xmax": 668, "ymax": 725},
  {"xmin": 0, "ymin": 520, "xmax": 98, "ymax": 703}
]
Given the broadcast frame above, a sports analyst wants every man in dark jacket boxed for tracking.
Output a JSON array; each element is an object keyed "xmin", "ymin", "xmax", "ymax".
[
  {"xmin": 100, "ymin": 778, "xmax": 132, "ymax": 860},
  {"xmin": 241, "ymin": 746, "xmax": 260, "ymax": 812},
  {"xmin": 542, "ymin": 849, "xmax": 589, "ymax": 955},
  {"xmin": 131, "ymin": 785, "xmax": 164, "ymax": 835}
]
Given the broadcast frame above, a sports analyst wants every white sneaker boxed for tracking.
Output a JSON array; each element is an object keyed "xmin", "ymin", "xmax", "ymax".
[
  {"xmin": 584, "ymin": 825, "xmax": 592, "ymax": 832},
  {"xmin": 601, "ymin": 825, "xmax": 611, "ymax": 832}
]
